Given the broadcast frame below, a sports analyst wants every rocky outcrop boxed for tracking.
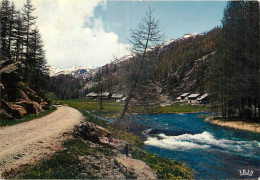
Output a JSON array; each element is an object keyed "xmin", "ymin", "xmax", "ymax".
[
  {"xmin": 75, "ymin": 122, "xmax": 157, "ymax": 179},
  {"xmin": 0, "ymin": 109, "xmax": 13, "ymax": 120},
  {"xmin": 0, "ymin": 59, "xmax": 49, "ymax": 120},
  {"xmin": 114, "ymin": 155, "xmax": 157, "ymax": 179}
]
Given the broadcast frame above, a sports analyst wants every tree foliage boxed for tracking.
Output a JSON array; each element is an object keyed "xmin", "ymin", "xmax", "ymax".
[
  {"xmin": 208, "ymin": 1, "xmax": 259, "ymax": 121},
  {"xmin": 0, "ymin": 0, "xmax": 48, "ymax": 93}
]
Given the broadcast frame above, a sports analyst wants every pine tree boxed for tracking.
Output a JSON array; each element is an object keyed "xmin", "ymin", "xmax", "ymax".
[
  {"xmin": 22, "ymin": 0, "xmax": 36, "ymax": 80},
  {"xmin": 28, "ymin": 27, "xmax": 47, "ymax": 92},
  {"xmin": 12, "ymin": 10, "xmax": 25, "ymax": 63}
]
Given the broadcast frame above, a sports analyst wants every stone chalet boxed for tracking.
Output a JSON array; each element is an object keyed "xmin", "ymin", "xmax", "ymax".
[
  {"xmin": 177, "ymin": 92, "xmax": 209, "ymax": 104},
  {"xmin": 196, "ymin": 93, "xmax": 209, "ymax": 104}
]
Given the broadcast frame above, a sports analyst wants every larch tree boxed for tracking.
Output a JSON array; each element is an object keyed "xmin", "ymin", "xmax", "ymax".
[{"xmin": 116, "ymin": 7, "xmax": 164, "ymax": 124}]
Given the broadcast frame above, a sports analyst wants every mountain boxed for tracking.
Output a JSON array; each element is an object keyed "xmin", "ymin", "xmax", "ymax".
[
  {"xmin": 48, "ymin": 29, "xmax": 221, "ymax": 101},
  {"xmin": 48, "ymin": 65, "xmax": 95, "ymax": 78}
]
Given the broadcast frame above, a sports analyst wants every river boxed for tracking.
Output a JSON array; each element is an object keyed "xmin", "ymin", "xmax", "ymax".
[{"xmin": 136, "ymin": 113, "xmax": 259, "ymax": 179}]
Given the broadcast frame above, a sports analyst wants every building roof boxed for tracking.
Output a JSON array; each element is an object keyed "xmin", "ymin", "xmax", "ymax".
[
  {"xmin": 111, "ymin": 94, "xmax": 124, "ymax": 99},
  {"xmin": 122, "ymin": 97, "xmax": 127, "ymax": 101},
  {"xmin": 86, "ymin": 92, "xmax": 98, "ymax": 97},
  {"xmin": 177, "ymin": 96, "xmax": 181, "ymax": 100},
  {"xmin": 98, "ymin": 92, "xmax": 111, "ymax": 97},
  {"xmin": 188, "ymin": 93, "xmax": 200, "ymax": 98},
  {"xmin": 197, "ymin": 93, "xmax": 209, "ymax": 101},
  {"xmin": 180, "ymin": 93, "xmax": 190, "ymax": 97}
]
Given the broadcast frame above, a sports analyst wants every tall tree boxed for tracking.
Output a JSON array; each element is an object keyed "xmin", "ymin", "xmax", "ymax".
[
  {"xmin": 117, "ymin": 7, "xmax": 164, "ymax": 123},
  {"xmin": 28, "ymin": 27, "xmax": 47, "ymax": 92},
  {"xmin": 12, "ymin": 10, "xmax": 24, "ymax": 62},
  {"xmin": 22, "ymin": 0, "xmax": 36, "ymax": 80},
  {"xmin": 0, "ymin": 0, "xmax": 10, "ymax": 58}
]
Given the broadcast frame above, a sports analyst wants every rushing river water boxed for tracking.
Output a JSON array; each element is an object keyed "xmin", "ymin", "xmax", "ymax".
[{"xmin": 136, "ymin": 113, "xmax": 259, "ymax": 179}]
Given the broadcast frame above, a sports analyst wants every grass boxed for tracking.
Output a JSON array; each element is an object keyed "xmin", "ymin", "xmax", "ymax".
[
  {"xmin": 130, "ymin": 147, "xmax": 192, "ymax": 179},
  {"xmin": 11, "ymin": 137, "xmax": 115, "ymax": 179},
  {"xmin": 0, "ymin": 106, "xmax": 57, "ymax": 127},
  {"xmin": 58, "ymin": 99, "xmax": 208, "ymax": 119},
  {"xmin": 57, "ymin": 99, "xmax": 124, "ymax": 118}
]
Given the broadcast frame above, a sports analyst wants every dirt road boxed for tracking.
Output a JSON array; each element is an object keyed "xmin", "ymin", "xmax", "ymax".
[{"xmin": 0, "ymin": 105, "xmax": 84, "ymax": 176}]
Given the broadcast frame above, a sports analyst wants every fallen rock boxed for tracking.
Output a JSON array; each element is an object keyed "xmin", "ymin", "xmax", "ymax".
[
  {"xmin": 114, "ymin": 155, "xmax": 157, "ymax": 179},
  {"xmin": 74, "ymin": 122, "xmax": 112, "ymax": 143},
  {"xmin": 74, "ymin": 122, "xmax": 101, "ymax": 143}
]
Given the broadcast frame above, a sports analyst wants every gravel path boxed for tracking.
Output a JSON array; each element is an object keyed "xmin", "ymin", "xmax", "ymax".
[{"xmin": 0, "ymin": 105, "xmax": 84, "ymax": 176}]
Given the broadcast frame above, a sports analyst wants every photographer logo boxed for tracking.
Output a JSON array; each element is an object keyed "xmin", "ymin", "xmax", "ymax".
[{"xmin": 239, "ymin": 169, "xmax": 254, "ymax": 176}]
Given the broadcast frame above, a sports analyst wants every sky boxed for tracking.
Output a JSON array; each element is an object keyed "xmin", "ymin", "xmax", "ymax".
[{"xmin": 13, "ymin": 0, "xmax": 227, "ymax": 69}]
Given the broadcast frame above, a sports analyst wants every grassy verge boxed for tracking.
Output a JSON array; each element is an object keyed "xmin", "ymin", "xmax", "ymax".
[
  {"xmin": 0, "ymin": 106, "xmax": 57, "ymax": 127},
  {"xmin": 156, "ymin": 102, "xmax": 209, "ymax": 113},
  {"xmin": 59, "ymin": 99, "xmax": 208, "ymax": 119}
]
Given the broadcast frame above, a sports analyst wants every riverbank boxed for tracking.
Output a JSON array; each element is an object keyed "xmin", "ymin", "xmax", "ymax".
[{"xmin": 205, "ymin": 116, "xmax": 260, "ymax": 133}]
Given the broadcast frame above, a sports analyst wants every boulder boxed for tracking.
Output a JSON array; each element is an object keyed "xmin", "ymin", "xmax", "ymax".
[
  {"xmin": 0, "ymin": 109, "xmax": 14, "ymax": 120},
  {"xmin": 74, "ymin": 122, "xmax": 112, "ymax": 143},
  {"xmin": 96, "ymin": 125, "xmax": 111, "ymax": 138},
  {"xmin": 74, "ymin": 122, "xmax": 101, "ymax": 143},
  {"xmin": 1, "ymin": 100, "xmax": 26, "ymax": 119},
  {"xmin": 0, "ymin": 61, "xmax": 19, "ymax": 74},
  {"xmin": 16, "ymin": 101, "xmax": 37, "ymax": 114},
  {"xmin": 114, "ymin": 155, "xmax": 157, "ymax": 179}
]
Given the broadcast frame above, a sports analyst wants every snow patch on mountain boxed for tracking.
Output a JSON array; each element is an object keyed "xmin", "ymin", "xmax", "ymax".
[{"xmin": 48, "ymin": 65, "xmax": 94, "ymax": 77}]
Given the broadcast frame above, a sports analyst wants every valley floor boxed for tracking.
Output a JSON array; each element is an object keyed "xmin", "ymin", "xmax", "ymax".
[{"xmin": 205, "ymin": 117, "xmax": 260, "ymax": 133}]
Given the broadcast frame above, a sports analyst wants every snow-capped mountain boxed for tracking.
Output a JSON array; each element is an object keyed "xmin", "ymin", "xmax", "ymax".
[
  {"xmin": 48, "ymin": 33, "xmax": 201, "ymax": 78},
  {"xmin": 182, "ymin": 33, "xmax": 199, "ymax": 39},
  {"xmin": 48, "ymin": 65, "xmax": 94, "ymax": 77}
]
